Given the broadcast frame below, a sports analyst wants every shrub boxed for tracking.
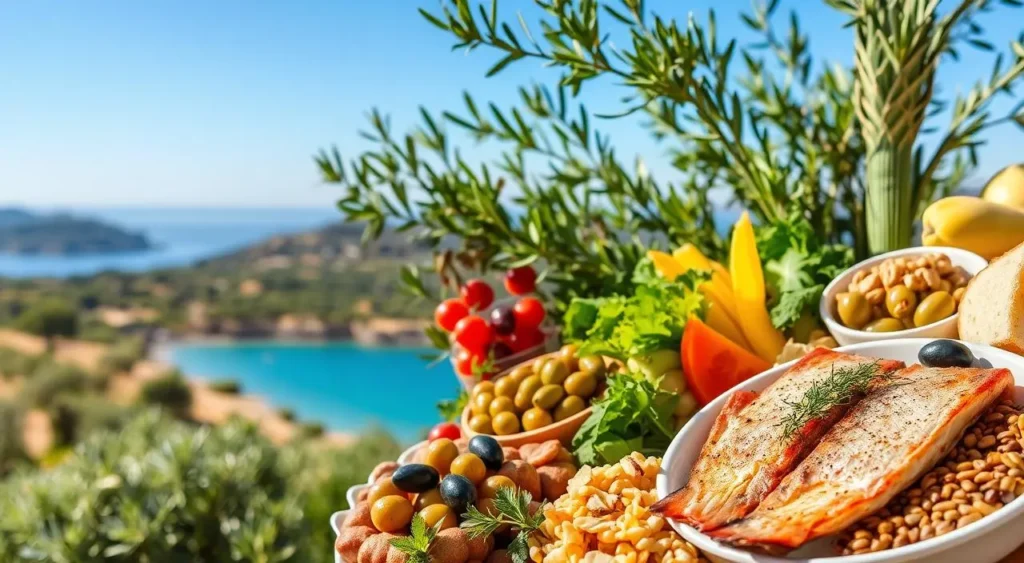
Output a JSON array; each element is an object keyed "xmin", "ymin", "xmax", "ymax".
[
  {"xmin": 140, "ymin": 371, "xmax": 193, "ymax": 418},
  {"xmin": 0, "ymin": 411, "xmax": 312, "ymax": 562},
  {"xmin": 209, "ymin": 378, "xmax": 242, "ymax": 394},
  {"xmin": 0, "ymin": 346, "xmax": 42, "ymax": 379},
  {"xmin": 298, "ymin": 421, "xmax": 325, "ymax": 438},
  {"xmin": 0, "ymin": 400, "xmax": 26, "ymax": 476},
  {"xmin": 277, "ymin": 407, "xmax": 296, "ymax": 421},
  {"xmin": 50, "ymin": 394, "xmax": 134, "ymax": 447},
  {"xmin": 20, "ymin": 363, "xmax": 95, "ymax": 408},
  {"xmin": 77, "ymin": 318, "xmax": 120, "ymax": 344},
  {"xmin": 98, "ymin": 337, "xmax": 146, "ymax": 374},
  {"xmin": 13, "ymin": 298, "xmax": 78, "ymax": 339},
  {"xmin": 286, "ymin": 427, "xmax": 402, "ymax": 559}
]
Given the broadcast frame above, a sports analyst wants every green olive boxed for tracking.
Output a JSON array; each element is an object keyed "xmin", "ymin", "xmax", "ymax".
[
  {"xmin": 418, "ymin": 504, "xmax": 457, "ymax": 530},
  {"xmin": 478, "ymin": 475, "xmax": 516, "ymax": 499},
  {"xmin": 508, "ymin": 364, "xmax": 533, "ymax": 382},
  {"xmin": 488, "ymin": 396, "xmax": 515, "ymax": 417},
  {"xmin": 885, "ymin": 285, "xmax": 918, "ymax": 319},
  {"xmin": 468, "ymin": 414, "xmax": 493, "ymax": 434},
  {"xmin": 558, "ymin": 344, "xmax": 580, "ymax": 371},
  {"xmin": 540, "ymin": 359, "xmax": 570, "ymax": 385},
  {"xmin": 522, "ymin": 407, "xmax": 553, "ymax": 431},
  {"xmin": 577, "ymin": 355, "xmax": 606, "ymax": 378},
  {"xmin": 450, "ymin": 453, "xmax": 486, "ymax": 484},
  {"xmin": 471, "ymin": 381, "xmax": 494, "ymax": 398},
  {"xmin": 371, "ymin": 495, "xmax": 413, "ymax": 532},
  {"xmin": 494, "ymin": 376, "xmax": 519, "ymax": 399},
  {"xmin": 414, "ymin": 488, "xmax": 443, "ymax": 510},
  {"xmin": 367, "ymin": 479, "xmax": 405, "ymax": 505},
  {"xmin": 531, "ymin": 356, "xmax": 550, "ymax": 375},
  {"xmin": 554, "ymin": 395, "xmax": 587, "ymax": 421},
  {"xmin": 532, "ymin": 384, "xmax": 565, "ymax": 410},
  {"xmin": 491, "ymin": 411, "xmax": 521, "ymax": 435},
  {"xmin": 863, "ymin": 317, "xmax": 906, "ymax": 333},
  {"xmin": 471, "ymin": 392, "xmax": 493, "ymax": 415},
  {"xmin": 514, "ymin": 375, "xmax": 543, "ymax": 411},
  {"xmin": 914, "ymin": 290, "xmax": 956, "ymax": 327},
  {"xmin": 836, "ymin": 291, "xmax": 872, "ymax": 329},
  {"xmin": 424, "ymin": 438, "xmax": 459, "ymax": 474},
  {"xmin": 563, "ymin": 371, "xmax": 597, "ymax": 398}
]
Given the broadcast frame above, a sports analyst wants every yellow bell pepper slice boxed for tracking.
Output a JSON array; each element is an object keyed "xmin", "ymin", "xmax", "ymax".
[
  {"xmin": 729, "ymin": 211, "xmax": 785, "ymax": 363},
  {"xmin": 672, "ymin": 244, "xmax": 740, "ymax": 325},
  {"xmin": 704, "ymin": 296, "xmax": 753, "ymax": 351}
]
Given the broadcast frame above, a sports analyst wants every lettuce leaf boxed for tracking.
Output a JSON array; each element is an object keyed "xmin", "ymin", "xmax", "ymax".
[
  {"xmin": 572, "ymin": 374, "xmax": 678, "ymax": 466},
  {"xmin": 757, "ymin": 214, "xmax": 853, "ymax": 331},
  {"xmin": 562, "ymin": 268, "xmax": 706, "ymax": 360}
]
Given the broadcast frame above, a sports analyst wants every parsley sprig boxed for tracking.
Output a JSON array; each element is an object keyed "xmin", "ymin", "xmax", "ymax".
[
  {"xmin": 389, "ymin": 514, "xmax": 444, "ymax": 563},
  {"xmin": 777, "ymin": 361, "xmax": 891, "ymax": 440},
  {"xmin": 461, "ymin": 487, "xmax": 544, "ymax": 563}
]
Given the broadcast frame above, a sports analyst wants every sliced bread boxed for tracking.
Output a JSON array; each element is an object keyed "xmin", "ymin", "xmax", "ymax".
[{"xmin": 958, "ymin": 241, "xmax": 1024, "ymax": 354}]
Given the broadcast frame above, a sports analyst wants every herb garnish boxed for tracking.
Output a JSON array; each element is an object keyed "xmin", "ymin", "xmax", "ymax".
[
  {"xmin": 461, "ymin": 487, "xmax": 544, "ymax": 563},
  {"xmin": 390, "ymin": 514, "xmax": 445, "ymax": 563},
  {"xmin": 777, "ymin": 361, "xmax": 889, "ymax": 440}
]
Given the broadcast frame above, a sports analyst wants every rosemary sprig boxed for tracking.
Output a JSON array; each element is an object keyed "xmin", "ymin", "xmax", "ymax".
[
  {"xmin": 461, "ymin": 487, "xmax": 544, "ymax": 563},
  {"xmin": 390, "ymin": 514, "xmax": 444, "ymax": 563},
  {"xmin": 777, "ymin": 361, "xmax": 891, "ymax": 441}
]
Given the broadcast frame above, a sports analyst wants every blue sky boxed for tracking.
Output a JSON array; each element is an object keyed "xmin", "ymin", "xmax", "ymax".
[{"xmin": 0, "ymin": 0, "xmax": 1020, "ymax": 208}]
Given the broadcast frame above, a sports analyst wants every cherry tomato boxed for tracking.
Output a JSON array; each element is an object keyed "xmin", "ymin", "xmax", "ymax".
[
  {"xmin": 460, "ymin": 279, "xmax": 494, "ymax": 311},
  {"xmin": 428, "ymin": 422, "xmax": 462, "ymax": 441},
  {"xmin": 434, "ymin": 298, "xmax": 469, "ymax": 332},
  {"xmin": 453, "ymin": 347, "xmax": 487, "ymax": 376},
  {"xmin": 453, "ymin": 315, "xmax": 494, "ymax": 353},
  {"xmin": 489, "ymin": 305, "xmax": 516, "ymax": 336},
  {"xmin": 508, "ymin": 327, "xmax": 545, "ymax": 352},
  {"xmin": 504, "ymin": 266, "xmax": 537, "ymax": 295},
  {"xmin": 513, "ymin": 297, "xmax": 545, "ymax": 329}
]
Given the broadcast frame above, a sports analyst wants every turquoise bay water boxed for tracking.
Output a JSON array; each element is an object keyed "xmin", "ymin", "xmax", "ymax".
[{"xmin": 169, "ymin": 342, "xmax": 457, "ymax": 443}]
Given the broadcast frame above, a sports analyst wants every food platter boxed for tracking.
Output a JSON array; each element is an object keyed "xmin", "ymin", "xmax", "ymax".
[
  {"xmin": 657, "ymin": 339, "xmax": 1024, "ymax": 563},
  {"xmin": 332, "ymin": 213, "xmax": 1024, "ymax": 562}
]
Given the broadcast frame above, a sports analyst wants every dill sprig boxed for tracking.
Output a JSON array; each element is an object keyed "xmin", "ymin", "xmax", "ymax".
[
  {"xmin": 461, "ymin": 487, "xmax": 544, "ymax": 563},
  {"xmin": 777, "ymin": 361, "xmax": 890, "ymax": 440}
]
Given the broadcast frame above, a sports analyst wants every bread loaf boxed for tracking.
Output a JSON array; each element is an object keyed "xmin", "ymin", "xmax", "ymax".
[{"xmin": 958, "ymin": 242, "xmax": 1024, "ymax": 354}]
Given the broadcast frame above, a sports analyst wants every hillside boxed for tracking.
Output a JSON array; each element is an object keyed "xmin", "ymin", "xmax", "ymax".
[
  {"xmin": 0, "ymin": 220, "xmax": 436, "ymax": 344},
  {"xmin": 0, "ymin": 208, "xmax": 152, "ymax": 255}
]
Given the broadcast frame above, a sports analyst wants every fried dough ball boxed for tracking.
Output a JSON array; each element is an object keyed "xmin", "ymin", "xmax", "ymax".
[
  {"xmin": 370, "ymin": 462, "xmax": 400, "ymax": 482},
  {"xmin": 335, "ymin": 525, "xmax": 376, "ymax": 560},
  {"xmin": 346, "ymin": 501, "xmax": 374, "ymax": 529},
  {"xmin": 522, "ymin": 440, "xmax": 561, "ymax": 467},
  {"xmin": 497, "ymin": 460, "xmax": 541, "ymax": 499},
  {"xmin": 357, "ymin": 533, "xmax": 395, "ymax": 563},
  {"xmin": 484, "ymin": 549, "xmax": 513, "ymax": 563},
  {"xmin": 431, "ymin": 528, "xmax": 470, "ymax": 563},
  {"xmin": 466, "ymin": 533, "xmax": 494, "ymax": 561},
  {"xmin": 538, "ymin": 463, "xmax": 576, "ymax": 500},
  {"xmin": 501, "ymin": 447, "xmax": 521, "ymax": 461}
]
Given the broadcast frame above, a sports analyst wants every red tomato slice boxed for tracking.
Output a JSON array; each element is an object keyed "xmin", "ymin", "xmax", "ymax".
[{"xmin": 682, "ymin": 317, "xmax": 771, "ymax": 405}]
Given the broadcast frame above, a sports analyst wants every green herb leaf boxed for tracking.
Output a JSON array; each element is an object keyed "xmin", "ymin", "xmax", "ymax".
[
  {"xmin": 390, "ymin": 514, "xmax": 440, "ymax": 563},
  {"xmin": 572, "ymin": 374, "xmax": 678, "ymax": 465},
  {"xmin": 770, "ymin": 285, "xmax": 823, "ymax": 330},
  {"xmin": 460, "ymin": 486, "xmax": 544, "ymax": 563},
  {"xmin": 437, "ymin": 390, "xmax": 469, "ymax": 422},
  {"xmin": 777, "ymin": 361, "xmax": 892, "ymax": 440}
]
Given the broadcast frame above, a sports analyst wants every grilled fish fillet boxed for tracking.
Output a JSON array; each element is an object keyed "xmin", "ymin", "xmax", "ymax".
[
  {"xmin": 710, "ymin": 364, "xmax": 1013, "ymax": 549},
  {"xmin": 652, "ymin": 348, "xmax": 903, "ymax": 530}
]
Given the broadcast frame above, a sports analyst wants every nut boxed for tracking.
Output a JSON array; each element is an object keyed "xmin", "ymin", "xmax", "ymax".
[
  {"xmin": 879, "ymin": 260, "xmax": 906, "ymax": 289},
  {"xmin": 866, "ymin": 288, "xmax": 886, "ymax": 305},
  {"xmin": 858, "ymin": 272, "xmax": 882, "ymax": 293},
  {"xmin": 904, "ymin": 272, "xmax": 927, "ymax": 292}
]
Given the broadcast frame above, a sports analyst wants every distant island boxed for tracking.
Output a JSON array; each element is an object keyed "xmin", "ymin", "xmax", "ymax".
[{"xmin": 0, "ymin": 208, "xmax": 152, "ymax": 255}]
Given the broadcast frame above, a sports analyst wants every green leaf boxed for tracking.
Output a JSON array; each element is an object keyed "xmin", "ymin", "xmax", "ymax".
[
  {"xmin": 770, "ymin": 285, "xmax": 823, "ymax": 330},
  {"xmin": 507, "ymin": 533, "xmax": 531, "ymax": 563}
]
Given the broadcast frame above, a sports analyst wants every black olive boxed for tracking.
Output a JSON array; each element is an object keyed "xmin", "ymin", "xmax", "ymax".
[
  {"xmin": 391, "ymin": 464, "xmax": 440, "ymax": 493},
  {"xmin": 439, "ymin": 474, "xmax": 477, "ymax": 514},
  {"xmin": 490, "ymin": 306, "xmax": 516, "ymax": 336},
  {"xmin": 918, "ymin": 339, "xmax": 975, "ymax": 368},
  {"xmin": 468, "ymin": 435, "xmax": 504, "ymax": 470}
]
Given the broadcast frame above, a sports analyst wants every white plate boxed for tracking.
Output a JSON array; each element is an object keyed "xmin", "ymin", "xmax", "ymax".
[
  {"xmin": 657, "ymin": 339, "xmax": 1024, "ymax": 563},
  {"xmin": 820, "ymin": 247, "xmax": 988, "ymax": 346}
]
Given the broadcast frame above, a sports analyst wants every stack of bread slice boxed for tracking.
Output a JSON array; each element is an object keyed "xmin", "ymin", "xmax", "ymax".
[{"xmin": 958, "ymin": 241, "xmax": 1024, "ymax": 354}]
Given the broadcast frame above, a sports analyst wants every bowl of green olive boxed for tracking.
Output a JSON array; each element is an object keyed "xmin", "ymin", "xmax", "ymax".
[
  {"xmin": 820, "ymin": 246, "xmax": 988, "ymax": 346},
  {"xmin": 459, "ymin": 345, "xmax": 617, "ymax": 447}
]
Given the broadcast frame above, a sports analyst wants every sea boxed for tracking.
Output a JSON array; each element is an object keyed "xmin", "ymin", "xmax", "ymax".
[{"xmin": 0, "ymin": 207, "xmax": 449, "ymax": 443}]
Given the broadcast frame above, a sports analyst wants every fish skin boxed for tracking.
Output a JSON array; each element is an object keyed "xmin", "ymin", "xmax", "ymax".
[
  {"xmin": 709, "ymin": 364, "xmax": 1013, "ymax": 550},
  {"xmin": 653, "ymin": 348, "xmax": 904, "ymax": 531}
]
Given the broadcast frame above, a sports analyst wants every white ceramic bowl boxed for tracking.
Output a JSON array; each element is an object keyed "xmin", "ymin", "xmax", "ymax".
[
  {"xmin": 657, "ymin": 339, "xmax": 1024, "ymax": 563},
  {"xmin": 398, "ymin": 440, "xmax": 427, "ymax": 465},
  {"xmin": 344, "ymin": 483, "xmax": 369, "ymax": 515},
  {"xmin": 331, "ymin": 510, "xmax": 349, "ymax": 563},
  {"xmin": 820, "ymin": 247, "xmax": 988, "ymax": 346}
]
